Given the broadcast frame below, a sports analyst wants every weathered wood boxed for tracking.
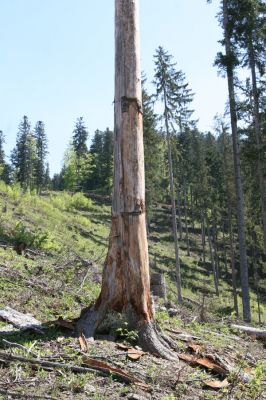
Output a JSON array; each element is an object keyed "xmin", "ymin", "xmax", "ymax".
[
  {"xmin": 0, "ymin": 351, "xmax": 149, "ymax": 387},
  {"xmin": 77, "ymin": 0, "xmax": 178, "ymax": 361},
  {"xmin": 231, "ymin": 324, "xmax": 266, "ymax": 339},
  {"xmin": 0, "ymin": 351, "xmax": 108, "ymax": 376},
  {"xmin": 0, "ymin": 306, "xmax": 43, "ymax": 332}
]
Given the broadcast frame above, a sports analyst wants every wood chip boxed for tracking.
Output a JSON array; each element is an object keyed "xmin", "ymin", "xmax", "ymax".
[
  {"xmin": 116, "ymin": 343, "xmax": 130, "ymax": 350},
  {"xmin": 203, "ymin": 379, "xmax": 229, "ymax": 389},
  {"xmin": 188, "ymin": 343, "xmax": 204, "ymax": 353},
  {"xmin": 178, "ymin": 353, "xmax": 227, "ymax": 376},
  {"xmin": 127, "ymin": 348, "xmax": 146, "ymax": 361},
  {"xmin": 79, "ymin": 334, "xmax": 88, "ymax": 351}
]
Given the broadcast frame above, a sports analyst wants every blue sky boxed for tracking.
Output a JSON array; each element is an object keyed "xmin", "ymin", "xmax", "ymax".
[{"xmin": 0, "ymin": 0, "xmax": 226, "ymax": 175}]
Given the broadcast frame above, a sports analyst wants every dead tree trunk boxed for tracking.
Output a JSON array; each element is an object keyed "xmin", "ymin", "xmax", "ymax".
[{"xmin": 77, "ymin": 0, "xmax": 177, "ymax": 360}]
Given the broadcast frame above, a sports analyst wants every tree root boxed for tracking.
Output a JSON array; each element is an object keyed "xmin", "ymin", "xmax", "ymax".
[
  {"xmin": 138, "ymin": 322, "xmax": 179, "ymax": 361},
  {"xmin": 75, "ymin": 305, "xmax": 105, "ymax": 341},
  {"xmin": 76, "ymin": 307, "xmax": 179, "ymax": 361}
]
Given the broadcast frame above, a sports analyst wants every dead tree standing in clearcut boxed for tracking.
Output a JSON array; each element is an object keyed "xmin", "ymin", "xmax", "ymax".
[{"xmin": 77, "ymin": 0, "xmax": 177, "ymax": 360}]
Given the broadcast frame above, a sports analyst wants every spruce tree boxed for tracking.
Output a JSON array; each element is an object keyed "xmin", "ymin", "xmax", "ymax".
[
  {"xmin": 153, "ymin": 46, "xmax": 184, "ymax": 303},
  {"xmin": 72, "ymin": 117, "xmax": 88, "ymax": 191},
  {"xmin": 12, "ymin": 116, "xmax": 37, "ymax": 191},
  {"xmin": 215, "ymin": 0, "xmax": 251, "ymax": 321},
  {"xmin": 142, "ymin": 82, "xmax": 166, "ymax": 213},
  {"xmin": 34, "ymin": 121, "xmax": 48, "ymax": 193},
  {"xmin": 230, "ymin": 0, "xmax": 266, "ymax": 253},
  {"xmin": 101, "ymin": 128, "xmax": 113, "ymax": 194}
]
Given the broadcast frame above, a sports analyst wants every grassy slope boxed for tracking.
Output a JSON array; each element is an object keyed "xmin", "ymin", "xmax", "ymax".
[{"xmin": 0, "ymin": 182, "xmax": 265, "ymax": 400}]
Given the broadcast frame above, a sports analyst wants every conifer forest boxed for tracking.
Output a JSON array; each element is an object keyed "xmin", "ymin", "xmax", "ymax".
[{"xmin": 0, "ymin": 1, "xmax": 266, "ymax": 399}]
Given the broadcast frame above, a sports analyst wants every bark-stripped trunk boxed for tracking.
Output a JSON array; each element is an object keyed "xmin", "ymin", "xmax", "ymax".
[
  {"xmin": 77, "ymin": 0, "xmax": 177, "ymax": 360},
  {"xmin": 223, "ymin": 0, "xmax": 251, "ymax": 321},
  {"xmin": 249, "ymin": 41, "xmax": 266, "ymax": 254}
]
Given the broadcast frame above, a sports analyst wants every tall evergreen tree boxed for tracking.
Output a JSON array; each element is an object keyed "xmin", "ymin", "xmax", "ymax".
[
  {"xmin": 215, "ymin": 0, "xmax": 251, "ymax": 321},
  {"xmin": 72, "ymin": 117, "xmax": 88, "ymax": 191},
  {"xmin": 153, "ymin": 46, "xmax": 185, "ymax": 303},
  {"xmin": 11, "ymin": 116, "xmax": 37, "ymax": 191},
  {"xmin": 34, "ymin": 121, "xmax": 48, "ymax": 193},
  {"xmin": 230, "ymin": 0, "xmax": 266, "ymax": 253},
  {"xmin": 142, "ymin": 81, "xmax": 166, "ymax": 212}
]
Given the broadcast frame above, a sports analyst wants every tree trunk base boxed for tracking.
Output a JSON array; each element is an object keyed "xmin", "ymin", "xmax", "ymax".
[
  {"xmin": 138, "ymin": 322, "xmax": 178, "ymax": 360},
  {"xmin": 76, "ymin": 308, "xmax": 178, "ymax": 361},
  {"xmin": 75, "ymin": 305, "xmax": 106, "ymax": 342}
]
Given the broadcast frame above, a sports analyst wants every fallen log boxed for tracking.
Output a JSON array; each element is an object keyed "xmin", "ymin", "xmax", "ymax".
[
  {"xmin": 0, "ymin": 307, "xmax": 43, "ymax": 333},
  {"xmin": 231, "ymin": 324, "xmax": 266, "ymax": 340}
]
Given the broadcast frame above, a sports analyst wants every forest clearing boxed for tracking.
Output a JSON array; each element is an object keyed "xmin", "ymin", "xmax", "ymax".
[
  {"xmin": 0, "ymin": 186, "xmax": 265, "ymax": 399},
  {"xmin": 1, "ymin": 0, "xmax": 266, "ymax": 399}
]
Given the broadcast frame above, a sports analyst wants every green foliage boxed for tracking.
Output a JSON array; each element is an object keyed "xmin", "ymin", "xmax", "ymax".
[
  {"xmin": 68, "ymin": 192, "xmax": 92, "ymax": 210},
  {"xmin": 247, "ymin": 361, "xmax": 266, "ymax": 397},
  {"xmin": 115, "ymin": 322, "xmax": 138, "ymax": 342},
  {"xmin": 13, "ymin": 221, "xmax": 60, "ymax": 251},
  {"xmin": 49, "ymin": 191, "xmax": 92, "ymax": 211}
]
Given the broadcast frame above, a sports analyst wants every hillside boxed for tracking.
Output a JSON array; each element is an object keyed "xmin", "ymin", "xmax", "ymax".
[{"xmin": 0, "ymin": 183, "xmax": 265, "ymax": 400}]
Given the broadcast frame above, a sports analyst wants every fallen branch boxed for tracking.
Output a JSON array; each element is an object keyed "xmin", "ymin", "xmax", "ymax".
[
  {"xmin": 0, "ymin": 307, "xmax": 43, "ymax": 333},
  {"xmin": 201, "ymin": 329, "xmax": 241, "ymax": 341},
  {"xmin": 231, "ymin": 324, "xmax": 266, "ymax": 340},
  {"xmin": 2, "ymin": 339, "xmax": 39, "ymax": 357},
  {"xmin": 83, "ymin": 356, "xmax": 150, "ymax": 389},
  {"xmin": 0, "ymin": 388, "xmax": 55, "ymax": 400},
  {"xmin": 0, "ymin": 351, "xmax": 150, "ymax": 389},
  {"xmin": 0, "ymin": 351, "xmax": 108, "ymax": 376}
]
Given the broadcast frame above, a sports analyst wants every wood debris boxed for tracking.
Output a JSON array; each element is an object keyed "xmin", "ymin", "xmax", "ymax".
[
  {"xmin": 78, "ymin": 333, "xmax": 89, "ymax": 351},
  {"xmin": 177, "ymin": 353, "xmax": 227, "ymax": 376},
  {"xmin": 0, "ymin": 306, "xmax": 43, "ymax": 332},
  {"xmin": 48, "ymin": 316, "xmax": 75, "ymax": 331},
  {"xmin": 231, "ymin": 324, "xmax": 266, "ymax": 340},
  {"xmin": 203, "ymin": 379, "xmax": 229, "ymax": 389},
  {"xmin": 82, "ymin": 356, "xmax": 151, "ymax": 390},
  {"xmin": 115, "ymin": 343, "xmax": 147, "ymax": 360}
]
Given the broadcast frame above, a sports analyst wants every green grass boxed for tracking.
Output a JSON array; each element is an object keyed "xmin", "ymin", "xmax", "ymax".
[{"xmin": 0, "ymin": 183, "xmax": 265, "ymax": 399}]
